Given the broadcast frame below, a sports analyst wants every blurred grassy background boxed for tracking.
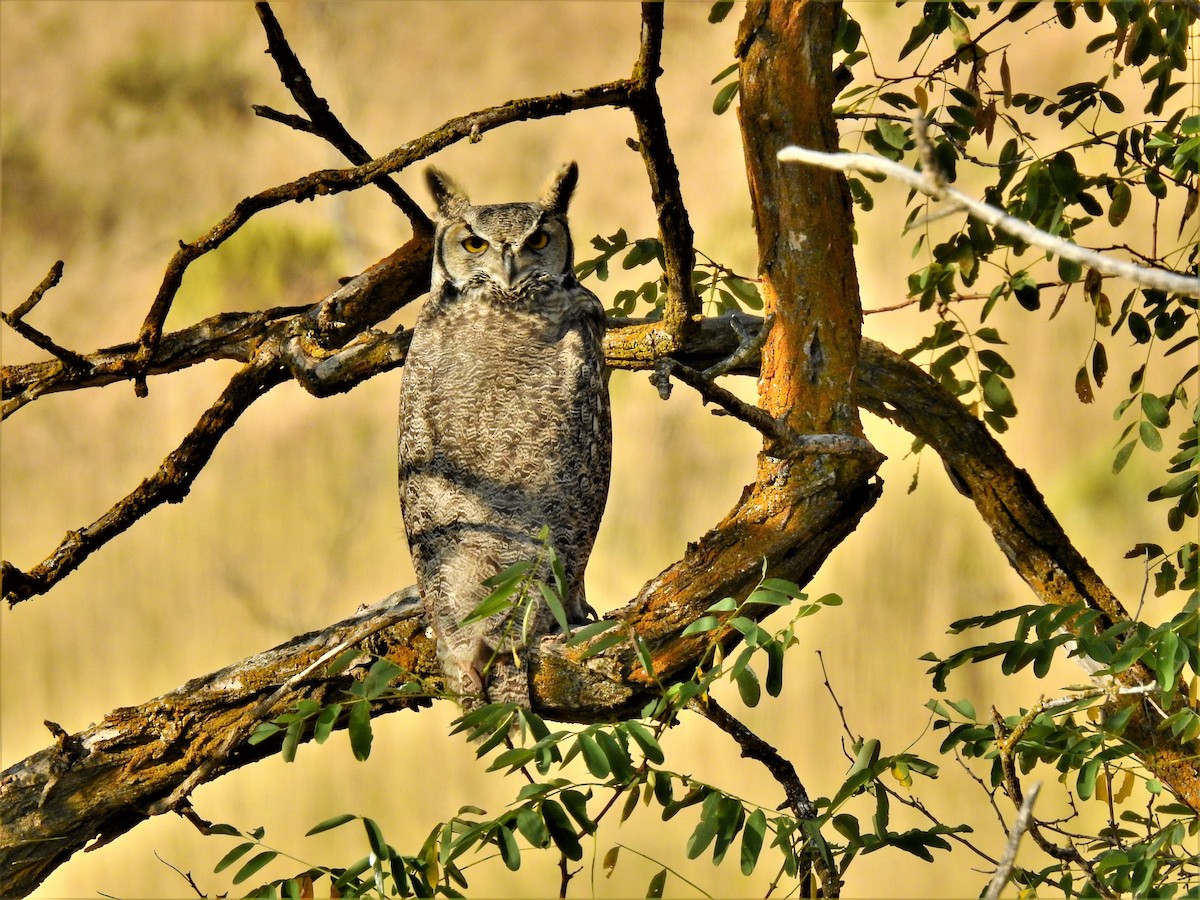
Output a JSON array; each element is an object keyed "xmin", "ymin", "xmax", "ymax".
[{"xmin": 1, "ymin": 3, "xmax": 1189, "ymax": 897}]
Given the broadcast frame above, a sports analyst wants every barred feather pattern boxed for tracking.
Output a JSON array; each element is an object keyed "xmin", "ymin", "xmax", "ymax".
[{"xmin": 398, "ymin": 164, "xmax": 611, "ymax": 709}]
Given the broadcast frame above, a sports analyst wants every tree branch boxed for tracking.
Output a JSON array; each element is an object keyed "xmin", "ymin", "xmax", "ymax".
[
  {"xmin": 628, "ymin": 2, "xmax": 700, "ymax": 350},
  {"xmin": 0, "ymin": 261, "xmax": 89, "ymax": 379},
  {"xmin": 10, "ymin": 317, "xmax": 1197, "ymax": 892},
  {"xmin": 691, "ymin": 696, "xmax": 837, "ymax": 899},
  {"xmin": 252, "ymin": 2, "xmax": 434, "ymax": 237},
  {"xmin": 0, "ymin": 591, "xmax": 436, "ymax": 898},
  {"xmin": 130, "ymin": 78, "xmax": 636, "ymax": 388},
  {"xmin": 777, "ymin": 133, "xmax": 1200, "ymax": 299},
  {"xmin": 983, "ymin": 781, "xmax": 1040, "ymax": 900},
  {"xmin": 2, "ymin": 237, "xmax": 432, "ymax": 607}
]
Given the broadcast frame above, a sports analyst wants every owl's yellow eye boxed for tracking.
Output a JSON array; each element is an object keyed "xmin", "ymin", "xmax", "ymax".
[
  {"xmin": 525, "ymin": 230, "xmax": 550, "ymax": 251},
  {"xmin": 461, "ymin": 235, "xmax": 489, "ymax": 253}
]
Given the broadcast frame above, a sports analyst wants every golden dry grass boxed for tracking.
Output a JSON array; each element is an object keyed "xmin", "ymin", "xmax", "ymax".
[{"xmin": 1, "ymin": 3, "xmax": 1188, "ymax": 898}]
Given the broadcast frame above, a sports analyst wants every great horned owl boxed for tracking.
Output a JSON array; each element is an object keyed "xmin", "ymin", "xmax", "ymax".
[{"xmin": 398, "ymin": 162, "xmax": 611, "ymax": 709}]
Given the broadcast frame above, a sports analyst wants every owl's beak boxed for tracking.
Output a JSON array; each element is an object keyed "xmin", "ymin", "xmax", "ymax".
[{"xmin": 500, "ymin": 244, "xmax": 519, "ymax": 287}]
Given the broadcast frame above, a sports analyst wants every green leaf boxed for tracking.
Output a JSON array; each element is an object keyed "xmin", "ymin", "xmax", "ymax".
[
  {"xmin": 214, "ymin": 841, "xmax": 255, "ymax": 874},
  {"xmin": 686, "ymin": 792, "xmax": 723, "ymax": 859},
  {"xmin": 516, "ymin": 806, "xmax": 549, "ymax": 848},
  {"xmin": 708, "ymin": 1, "xmax": 734, "ymax": 24},
  {"xmin": 1077, "ymin": 757, "xmax": 1101, "ymax": 800},
  {"xmin": 596, "ymin": 730, "xmax": 636, "ymax": 782},
  {"xmin": 1141, "ymin": 393, "xmax": 1170, "ymax": 427},
  {"xmin": 625, "ymin": 721, "xmax": 665, "ymax": 764},
  {"xmin": 1092, "ymin": 342, "xmax": 1108, "ymax": 388},
  {"xmin": 682, "ymin": 615, "xmax": 721, "ymax": 637},
  {"xmin": 632, "ymin": 635, "xmax": 656, "ymax": 679},
  {"xmin": 577, "ymin": 733, "xmax": 611, "ymax": 779},
  {"xmin": 1140, "ymin": 421, "xmax": 1164, "ymax": 452},
  {"xmin": 1154, "ymin": 631, "xmax": 1183, "ymax": 695},
  {"xmin": 1146, "ymin": 169, "xmax": 1168, "ymax": 199},
  {"xmin": 561, "ymin": 789, "xmax": 596, "ymax": 834},
  {"xmin": 1058, "ymin": 256, "xmax": 1083, "ymax": 283},
  {"xmin": 537, "ymin": 582, "xmax": 571, "ymax": 637},
  {"xmin": 348, "ymin": 700, "xmax": 373, "ymax": 761},
  {"xmin": 829, "ymin": 739, "xmax": 881, "ymax": 811},
  {"xmin": 496, "ymin": 825, "xmax": 521, "ymax": 871},
  {"xmin": 327, "ymin": 647, "xmax": 362, "ymax": 676},
  {"xmin": 711, "ymin": 796, "xmax": 745, "ymax": 865},
  {"xmin": 541, "ymin": 799, "xmax": 583, "ymax": 860},
  {"xmin": 248, "ymin": 722, "xmax": 282, "ymax": 746},
  {"xmin": 281, "ymin": 721, "xmax": 301, "ymax": 763},
  {"xmin": 735, "ymin": 666, "xmax": 761, "ymax": 707},
  {"xmin": 723, "ymin": 277, "xmax": 762, "ymax": 309},
  {"xmin": 946, "ymin": 698, "xmax": 977, "ymax": 720},
  {"xmin": 740, "ymin": 808, "xmax": 767, "ymax": 875},
  {"xmin": 766, "ymin": 641, "xmax": 785, "ymax": 697},
  {"xmin": 1109, "ymin": 182, "xmax": 1132, "ymax": 225},
  {"xmin": 233, "ymin": 850, "xmax": 279, "ymax": 885},
  {"xmin": 982, "ymin": 373, "xmax": 1017, "ymax": 416},
  {"xmin": 713, "ymin": 81, "xmax": 739, "ymax": 115},
  {"xmin": 363, "ymin": 817, "xmax": 388, "ymax": 860},
  {"xmin": 877, "ymin": 119, "xmax": 910, "ymax": 150},
  {"xmin": 1113, "ymin": 439, "xmax": 1137, "ymax": 474},
  {"xmin": 646, "ymin": 868, "xmax": 667, "ymax": 898},
  {"xmin": 308, "ymin": 813, "xmax": 356, "ymax": 838},
  {"xmin": 482, "ymin": 560, "xmax": 533, "ymax": 588},
  {"xmin": 314, "ymin": 702, "xmax": 341, "ymax": 744}
]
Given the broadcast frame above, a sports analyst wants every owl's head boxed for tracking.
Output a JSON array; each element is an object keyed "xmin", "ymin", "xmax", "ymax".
[{"xmin": 426, "ymin": 162, "xmax": 580, "ymax": 294}]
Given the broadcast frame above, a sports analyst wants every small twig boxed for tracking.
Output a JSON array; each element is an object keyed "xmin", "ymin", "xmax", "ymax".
[
  {"xmin": 816, "ymin": 650, "xmax": 859, "ymax": 745},
  {"xmin": 984, "ymin": 781, "xmax": 1040, "ymax": 900},
  {"xmin": 1, "ymin": 261, "xmax": 90, "ymax": 371},
  {"xmin": 703, "ymin": 313, "xmax": 774, "ymax": 379},
  {"xmin": 153, "ymin": 850, "xmax": 208, "ymax": 899},
  {"xmin": 991, "ymin": 708, "xmax": 1117, "ymax": 899},
  {"xmin": 148, "ymin": 587, "xmax": 418, "ymax": 815},
  {"xmin": 691, "ymin": 695, "xmax": 816, "ymax": 820},
  {"xmin": 778, "ymin": 125, "xmax": 1200, "ymax": 299},
  {"xmin": 253, "ymin": 2, "xmax": 433, "ymax": 236},
  {"xmin": 654, "ymin": 358, "xmax": 883, "ymax": 463},
  {"xmin": 9, "ymin": 259, "xmax": 64, "ymax": 321}
]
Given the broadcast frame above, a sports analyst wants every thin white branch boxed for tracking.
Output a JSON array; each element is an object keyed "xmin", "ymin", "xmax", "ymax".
[
  {"xmin": 985, "ymin": 781, "xmax": 1041, "ymax": 900},
  {"xmin": 777, "ymin": 145, "xmax": 1200, "ymax": 299}
]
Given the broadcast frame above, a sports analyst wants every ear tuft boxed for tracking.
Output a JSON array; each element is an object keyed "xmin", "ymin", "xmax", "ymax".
[
  {"xmin": 425, "ymin": 168, "xmax": 469, "ymax": 218},
  {"xmin": 541, "ymin": 162, "xmax": 579, "ymax": 217}
]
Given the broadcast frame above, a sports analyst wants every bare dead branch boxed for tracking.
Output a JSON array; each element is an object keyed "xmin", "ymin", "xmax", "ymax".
[
  {"xmin": 253, "ymin": 2, "xmax": 434, "ymax": 237},
  {"xmin": 2, "ymin": 236, "xmax": 432, "ymax": 607},
  {"xmin": 628, "ymin": 2, "xmax": 700, "ymax": 350},
  {"xmin": 3, "ymin": 238, "xmax": 430, "ymax": 419},
  {"xmin": 0, "ymin": 261, "xmax": 89, "ymax": 373},
  {"xmin": 2, "ymin": 305, "xmax": 305, "ymax": 418},
  {"xmin": 130, "ymin": 78, "xmax": 636, "ymax": 388},
  {"xmin": 8, "ymin": 259, "xmax": 64, "ymax": 322},
  {"xmin": 692, "ymin": 695, "xmax": 816, "ymax": 819},
  {"xmin": 2, "ymin": 352, "xmax": 290, "ymax": 607},
  {"xmin": 147, "ymin": 588, "xmax": 421, "ymax": 816},
  {"xmin": 0, "ymin": 590, "xmax": 437, "ymax": 897},
  {"xmin": 983, "ymin": 782, "xmax": 1040, "ymax": 900},
  {"xmin": 652, "ymin": 357, "xmax": 882, "ymax": 463}
]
